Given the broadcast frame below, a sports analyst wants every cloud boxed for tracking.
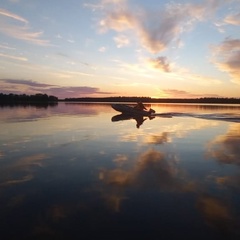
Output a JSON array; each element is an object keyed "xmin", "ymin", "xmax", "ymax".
[
  {"xmin": 0, "ymin": 53, "xmax": 28, "ymax": 61},
  {"xmin": 163, "ymin": 89, "xmax": 199, "ymax": 98},
  {"xmin": 0, "ymin": 44, "xmax": 16, "ymax": 50},
  {"xmin": 147, "ymin": 56, "xmax": 170, "ymax": 72},
  {"xmin": 114, "ymin": 35, "xmax": 130, "ymax": 48},
  {"xmin": 1, "ymin": 25, "xmax": 49, "ymax": 46},
  {"xmin": 96, "ymin": 0, "xmax": 228, "ymax": 54},
  {"xmin": 161, "ymin": 89, "xmax": 220, "ymax": 98},
  {"xmin": 0, "ymin": 8, "xmax": 49, "ymax": 46},
  {"xmin": 44, "ymin": 86, "xmax": 112, "ymax": 99},
  {"xmin": 98, "ymin": 46, "xmax": 106, "ymax": 52},
  {"xmin": 1, "ymin": 79, "xmax": 55, "ymax": 88},
  {"xmin": 212, "ymin": 38, "xmax": 240, "ymax": 84},
  {"xmin": 0, "ymin": 8, "xmax": 28, "ymax": 23},
  {"xmin": 224, "ymin": 12, "xmax": 240, "ymax": 26},
  {"xmin": 0, "ymin": 79, "xmax": 113, "ymax": 98},
  {"xmin": 214, "ymin": 38, "xmax": 240, "ymax": 52},
  {"xmin": 9, "ymin": 0, "xmax": 20, "ymax": 3}
]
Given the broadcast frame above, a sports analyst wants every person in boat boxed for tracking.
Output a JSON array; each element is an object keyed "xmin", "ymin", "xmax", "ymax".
[{"xmin": 134, "ymin": 101, "xmax": 147, "ymax": 111}]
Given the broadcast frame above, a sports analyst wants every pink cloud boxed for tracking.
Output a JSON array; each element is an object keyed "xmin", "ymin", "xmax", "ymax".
[
  {"xmin": 0, "ymin": 79, "xmax": 114, "ymax": 98},
  {"xmin": 162, "ymin": 89, "xmax": 221, "ymax": 98}
]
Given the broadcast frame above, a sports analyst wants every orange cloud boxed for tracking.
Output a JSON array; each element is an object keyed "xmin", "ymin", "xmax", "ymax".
[{"xmin": 147, "ymin": 56, "xmax": 170, "ymax": 72}]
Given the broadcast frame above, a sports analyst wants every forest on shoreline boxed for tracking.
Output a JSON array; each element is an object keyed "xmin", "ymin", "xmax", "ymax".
[
  {"xmin": 0, "ymin": 93, "xmax": 58, "ymax": 107},
  {"xmin": 64, "ymin": 96, "xmax": 240, "ymax": 104},
  {"xmin": 0, "ymin": 93, "xmax": 58, "ymax": 102},
  {"xmin": 1, "ymin": 93, "xmax": 240, "ymax": 104}
]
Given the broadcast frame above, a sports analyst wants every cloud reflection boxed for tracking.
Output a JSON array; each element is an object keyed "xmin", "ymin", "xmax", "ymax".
[
  {"xmin": 99, "ymin": 149, "xmax": 186, "ymax": 212},
  {"xmin": 145, "ymin": 132, "xmax": 170, "ymax": 144},
  {"xmin": 0, "ymin": 153, "xmax": 48, "ymax": 187},
  {"xmin": 208, "ymin": 124, "xmax": 240, "ymax": 165},
  {"xmin": 197, "ymin": 195, "xmax": 235, "ymax": 234},
  {"xmin": 214, "ymin": 175, "xmax": 240, "ymax": 192}
]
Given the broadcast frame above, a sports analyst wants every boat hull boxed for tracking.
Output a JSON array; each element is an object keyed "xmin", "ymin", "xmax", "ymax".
[{"xmin": 111, "ymin": 104, "xmax": 153, "ymax": 116}]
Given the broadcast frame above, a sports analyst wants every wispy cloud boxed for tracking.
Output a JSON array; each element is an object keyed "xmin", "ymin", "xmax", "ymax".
[
  {"xmin": 0, "ymin": 8, "xmax": 28, "ymax": 23},
  {"xmin": 0, "ymin": 8, "xmax": 49, "ymax": 46},
  {"xmin": 43, "ymin": 86, "xmax": 113, "ymax": 99},
  {"xmin": 114, "ymin": 35, "xmax": 130, "ymax": 48},
  {"xmin": 162, "ymin": 89, "xmax": 221, "ymax": 98},
  {"xmin": 51, "ymin": 70, "xmax": 95, "ymax": 79},
  {"xmin": 224, "ymin": 12, "xmax": 240, "ymax": 26},
  {"xmin": 0, "ymin": 53, "xmax": 28, "ymax": 61},
  {"xmin": 98, "ymin": 46, "xmax": 106, "ymax": 52},
  {"xmin": 0, "ymin": 44, "xmax": 16, "ymax": 50},
  {"xmin": 8, "ymin": 0, "xmax": 20, "ymax": 3}
]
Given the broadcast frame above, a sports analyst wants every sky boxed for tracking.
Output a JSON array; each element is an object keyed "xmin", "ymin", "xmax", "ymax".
[{"xmin": 0, "ymin": 0, "xmax": 240, "ymax": 99}]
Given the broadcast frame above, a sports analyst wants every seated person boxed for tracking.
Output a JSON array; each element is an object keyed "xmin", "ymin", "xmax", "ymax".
[{"xmin": 134, "ymin": 101, "xmax": 147, "ymax": 111}]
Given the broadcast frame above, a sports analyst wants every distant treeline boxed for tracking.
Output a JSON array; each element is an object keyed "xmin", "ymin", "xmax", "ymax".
[
  {"xmin": 0, "ymin": 93, "xmax": 58, "ymax": 104},
  {"xmin": 1, "ymin": 94, "xmax": 240, "ymax": 104},
  {"xmin": 64, "ymin": 96, "xmax": 240, "ymax": 104}
]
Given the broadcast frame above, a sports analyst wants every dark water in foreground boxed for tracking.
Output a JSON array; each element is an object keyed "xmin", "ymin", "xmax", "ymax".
[{"xmin": 1, "ymin": 103, "xmax": 240, "ymax": 240}]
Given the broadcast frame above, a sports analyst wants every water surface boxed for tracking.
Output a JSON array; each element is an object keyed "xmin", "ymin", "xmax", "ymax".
[{"xmin": 1, "ymin": 103, "xmax": 240, "ymax": 239}]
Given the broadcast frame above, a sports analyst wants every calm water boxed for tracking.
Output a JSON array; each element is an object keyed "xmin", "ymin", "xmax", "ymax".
[{"xmin": 1, "ymin": 103, "xmax": 240, "ymax": 240}]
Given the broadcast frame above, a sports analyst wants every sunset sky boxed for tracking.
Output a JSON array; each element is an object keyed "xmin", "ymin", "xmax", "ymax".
[{"xmin": 0, "ymin": 0, "xmax": 240, "ymax": 99}]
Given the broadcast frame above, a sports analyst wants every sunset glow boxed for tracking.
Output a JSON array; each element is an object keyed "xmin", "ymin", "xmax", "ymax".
[{"xmin": 0, "ymin": 0, "xmax": 240, "ymax": 99}]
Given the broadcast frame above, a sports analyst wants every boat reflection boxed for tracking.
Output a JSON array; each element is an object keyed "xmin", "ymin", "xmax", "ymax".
[{"xmin": 111, "ymin": 114, "xmax": 155, "ymax": 128}]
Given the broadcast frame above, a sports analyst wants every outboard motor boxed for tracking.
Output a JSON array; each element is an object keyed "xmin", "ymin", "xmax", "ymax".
[{"xmin": 149, "ymin": 108, "xmax": 155, "ymax": 114}]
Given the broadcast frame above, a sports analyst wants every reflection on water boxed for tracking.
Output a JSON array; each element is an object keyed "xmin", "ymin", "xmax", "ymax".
[
  {"xmin": 0, "ymin": 103, "xmax": 240, "ymax": 239},
  {"xmin": 112, "ymin": 113, "xmax": 156, "ymax": 128}
]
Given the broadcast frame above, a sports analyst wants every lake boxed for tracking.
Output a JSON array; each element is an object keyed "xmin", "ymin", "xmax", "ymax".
[{"xmin": 1, "ymin": 102, "xmax": 240, "ymax": 240}]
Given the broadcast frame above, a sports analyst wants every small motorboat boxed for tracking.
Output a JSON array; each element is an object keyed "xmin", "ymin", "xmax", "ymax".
[{"xmin": 111, "ymin": 104, "xmax": 155, "ymax": 116}]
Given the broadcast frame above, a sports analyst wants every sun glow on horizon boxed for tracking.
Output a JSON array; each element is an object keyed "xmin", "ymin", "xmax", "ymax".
[{"xmin": 0, "ymin": 0, "xmax": 240, "ymax": 98}]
